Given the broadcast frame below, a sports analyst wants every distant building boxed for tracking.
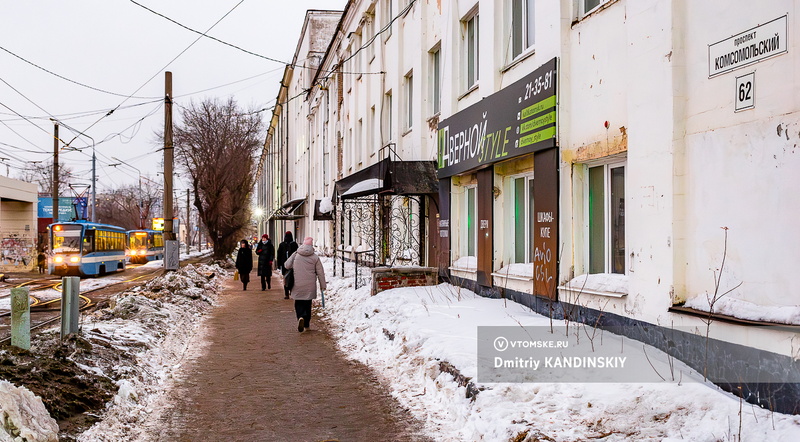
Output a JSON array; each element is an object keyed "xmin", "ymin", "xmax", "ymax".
[{"xmin": 0, "ymin": 176, "xmax": 38, "ymax": 272}]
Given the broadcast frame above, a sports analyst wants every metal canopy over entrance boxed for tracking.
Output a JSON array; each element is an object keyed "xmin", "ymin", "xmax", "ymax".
[
  {"xmin": 332, "ymin": 154, "xmax": 439, "ymax": 281},
  {"xmin": 334, "ymin": 158, "xmax": 439, "ymax": 200},
  {"xmin": 269, "ymin": 197, "xmax": 306, "ymax": 221}
]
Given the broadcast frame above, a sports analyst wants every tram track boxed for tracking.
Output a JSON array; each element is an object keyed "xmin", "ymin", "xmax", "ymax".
[{"xmin": 0, "ymin": 255, "xmax": 212, "ymax": 345}]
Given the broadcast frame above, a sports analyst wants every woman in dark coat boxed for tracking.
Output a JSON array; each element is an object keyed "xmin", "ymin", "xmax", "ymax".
[
  {"xmin": 276, "ymin": 231, "xmax": 299, "ymax": 299},
  {"xmin": 235, "ymin": 239, "xmax": 253, "ymax": 290},
  {"xmin": 255, "ymin": 233, "xmax": 275, "ymax": 291}
]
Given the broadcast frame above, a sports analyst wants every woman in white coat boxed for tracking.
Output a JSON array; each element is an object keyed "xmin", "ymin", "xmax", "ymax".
[{"xmin": 285, "ymin": 236, "xmax": 327, "ymax": 332}]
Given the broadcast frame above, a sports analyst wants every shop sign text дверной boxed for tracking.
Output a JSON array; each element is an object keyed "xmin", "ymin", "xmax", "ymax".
[{"xmin": 436, "ymin": 58, "xmax": 557, "ymax": 179}]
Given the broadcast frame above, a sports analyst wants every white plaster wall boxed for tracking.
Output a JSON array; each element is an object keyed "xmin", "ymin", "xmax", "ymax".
[
  {"xmin": 683, "ymin": 115, "xmax": 800, "ymax": 307},
  {"xmin": 559, "ymin": 0, "xmax": 631, "ymax": 309},
  {"xmin": 0, "ymin": 177, "xmax": 38, "ymax": 272},
  {"xmin": 561, "ymin": 0, "xmax": 680, "ymax": 324},
  {"xmin": 679, "ymin": 0, "xmax": 800, "ymax": 309}
]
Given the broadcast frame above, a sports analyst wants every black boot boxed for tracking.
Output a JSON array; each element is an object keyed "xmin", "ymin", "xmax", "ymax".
[{"xmin": 243, "ymin": 282, "xmax": 248, "ymax": 290}]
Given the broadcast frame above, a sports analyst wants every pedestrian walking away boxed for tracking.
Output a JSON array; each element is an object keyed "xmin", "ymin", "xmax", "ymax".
[
  {"xmin": 276, "ymin": 231, "xmax": 299, "ymax": 299},
  {"xmin": 235, "ymin": 239, "xmax": 253, "ymax": 290},
  {"xmin": 255, "ymin": 233, "xmax": 275, "ymax": 291},
  {"xmin": 285, "ymin": 236, "xmax": 327, "ymax": 332}
]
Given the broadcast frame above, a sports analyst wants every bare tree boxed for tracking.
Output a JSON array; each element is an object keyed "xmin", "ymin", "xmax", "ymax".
[
  {"xmin": 16, "ymin": 161, "xmax": 74, "ymax": 196},
  {"xmin": 94, "ymin": 182, "xmax": 162, "ymax": 229},
  {"xmin": 172, "ymin": 98, "xmax": 263, "ymax": 259}
]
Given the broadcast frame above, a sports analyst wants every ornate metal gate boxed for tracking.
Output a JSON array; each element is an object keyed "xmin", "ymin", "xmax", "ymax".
[{"xmin": 333, "ymin": 194, "xmax": 430, "ymax": 288}]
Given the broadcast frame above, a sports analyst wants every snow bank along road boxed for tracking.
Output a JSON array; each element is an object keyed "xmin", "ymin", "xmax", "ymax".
[{"xmin": 2, "ymin": 254, "xmax": 800, "ymax": 440}]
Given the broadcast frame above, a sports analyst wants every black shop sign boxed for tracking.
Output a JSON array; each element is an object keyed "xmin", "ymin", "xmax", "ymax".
[{"xmin": 436, "ymin": 58, "xmax": 557, "ymax": 178}]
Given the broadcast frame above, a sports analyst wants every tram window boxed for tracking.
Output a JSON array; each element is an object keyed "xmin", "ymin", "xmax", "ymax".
[
  {"xmin": 52, "ymin": 225, "xmax": 82, "ymax": 253},
  {"xmin": 83, "ymin": 231, "xmax": 95, "ymax": 254},
  {"xmin": 54, "ymin": 235, "xmax": 80, "ymax": 253}
]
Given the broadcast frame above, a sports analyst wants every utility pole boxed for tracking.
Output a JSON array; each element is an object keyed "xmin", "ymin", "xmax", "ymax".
[
  {"xmin": 52, "ymin": 123, "xmax": 59, "ymax": 223},
  {"xmin": 186, "ymin": 189, "xmax": 191, "ymax": 254},
  {"xmin": 163, "ymin": 71, "xmax": 178, "ymax": 270},
  {"xmin": 164, "ymin": 72, "xmax": 174, "ymax": 241}
]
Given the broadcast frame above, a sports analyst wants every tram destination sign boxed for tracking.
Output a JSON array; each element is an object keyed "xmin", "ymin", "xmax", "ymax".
[
  {"xmin": 437, "ymin": 58, "xmax": 557, "ymax": 179},
  {"xmin": 708, "ymin": 15, "xmax": 787, "ymax": 78}
]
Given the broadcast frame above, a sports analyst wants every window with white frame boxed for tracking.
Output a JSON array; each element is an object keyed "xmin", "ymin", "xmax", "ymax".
[
  {"xmin": 508, "ymin": 174, "xmax": 534, "ymax": 263},
  {"xmin": 510, "ymin": 0, "xmax": 535, "ymax": 60},
  {"xmin": 587, "ymin": 162, "xmax": 625, "ymax": 274},
  {"xmin": 365, "ymin": 12, "xmax": 376, "ymax": 62},
  {"xmin": 368, "ymin": 106, "xmax": 375, "ymax": 156},
  {"xmin": 462, "ymin": 10, "xmax": 479, "ymax": 90},
  {"xmin": 384, "ymin": 90, "xmax": 393, "ymax": 142},
  {"xmin": 404, "ymin": 71, "xmax": 413, "ymax": 131},
  {"xmin": 463, "ymin": 185, "xmax": 477, "ymax": 257},
  {"xmin": 348, "ymin": 127, "xmax": 354, "ymax": 170},
  {"xmin": 357, "ymin": 118, "xmax": 363, "ymax": 164},
  {"xmin": 430, "ymin": 45, "xmax": 441, "ymax": 115},
  {"xmin": 354, "ymin": 33, "xmax": 363, "ymax": 78},
  {"xmin": 582, "ymin": 0, "xmax": 608, "ymax": 16},
  {"xmin": 382, "ymin": 0, "xmax": 393, "ymax": 40}
]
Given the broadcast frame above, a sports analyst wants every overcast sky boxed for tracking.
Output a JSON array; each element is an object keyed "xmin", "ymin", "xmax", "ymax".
[{"xmin": 0, "ymin": 0, "xmax": 342, "ymax": 195}]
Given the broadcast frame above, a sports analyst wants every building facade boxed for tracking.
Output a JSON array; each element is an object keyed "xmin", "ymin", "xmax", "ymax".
[
  {"xmin": 259, "ymin": 0, "xmax": 800, "ymax": 412},
  {"xmin": 0, "ymin": 176, "xmax": 38, "ymax": 272}
]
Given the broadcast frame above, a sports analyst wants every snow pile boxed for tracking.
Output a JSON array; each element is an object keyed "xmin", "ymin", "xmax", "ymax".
[
  {"xmin": 321, "ymin": 258, "xmax": 800, "ymax": 441},
  {"xmin": 0, "ymin": 380, "xmax": 59, "ymax": 442},
  {"xmin": 319, "ymin": 195, "xmax": 334, "ymax": 214},
  {"xmin": 494, "ymin": 263, "xmax": 534, "ymax": 278},
  {"xmin": 75, "ymin": 263, "xmax": 225, "ymax": 441},
  {"xmin": 561, "ymin": 273, "xmax": 629, "ymax": 295},
  {"xmin": 685, "ymin": 294, "xmax": 800, "ymax": 325},
  {"xmin": 451, "ymin": 256, "xmax": 476, "ymax": 271},
  {"xmin": 342, "ymin": 178, "xmax": 383, "ymax": 197}
]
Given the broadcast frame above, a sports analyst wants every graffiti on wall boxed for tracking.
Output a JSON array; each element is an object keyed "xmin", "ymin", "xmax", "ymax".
[{"xmin": 0, "ymin": 233, "xmax": 35, "ymax": 271}]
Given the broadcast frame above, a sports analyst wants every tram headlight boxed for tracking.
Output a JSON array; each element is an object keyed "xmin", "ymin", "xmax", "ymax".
[
  {"xmin": 130, "ymin": 250, "xmax": 137, "ymax": 256},
  {"xmin": 69, "ymin": 256, "xmax": 80, "ymax": 263},
  {"xmin": 54, "ymin": 256, "xmax": 64, "ymax": 263}
]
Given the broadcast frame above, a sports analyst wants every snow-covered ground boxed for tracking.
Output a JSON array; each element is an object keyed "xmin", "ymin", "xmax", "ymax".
[
  {"xmin": 75, "ymin": 261, "xmax": 224, "ymax": 441},
  {"xmin": 3, "ymin": 253, "xmax": 800, "ymax": 441},
  {"xmin": 0, "ymin": 249, "xmax": 212, "ymax": 311},
  {"xmin": 320, "ymin": 257, "xmax": 800, "ymax": 441},
  {"xmin": 0, "ymin": 258, "xmax": 223, "ymax": 441}
]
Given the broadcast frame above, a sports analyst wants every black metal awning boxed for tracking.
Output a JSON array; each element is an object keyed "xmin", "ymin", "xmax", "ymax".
[
  {"xmin": 269, "ymin": 198, "xmax": 306, "ymax": 220},
  {"xmin": 334, "ymin": 159, "xmax": 438, "ymax": 200}
]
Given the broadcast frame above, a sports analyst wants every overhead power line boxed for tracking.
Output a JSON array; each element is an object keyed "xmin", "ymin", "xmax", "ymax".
[
  {"xmin": 128, "ymin": 0, "xmax": 289, "ymax": 65},
  {"xmin": 0, "ymin": 44, "xmax": 161, "ymax": 100},
  {"xmin": 0, "ymin": 99, "xmax": 162, "ymax": 123},
  {"xmin": 65, "ymin": 0, "xmax": 245, "ymax": 148}
]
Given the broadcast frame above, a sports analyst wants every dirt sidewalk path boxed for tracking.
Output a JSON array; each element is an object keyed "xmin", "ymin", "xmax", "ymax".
[{"xmin": 156, "ymin": 268, "xmax": 429, "ymax": 441}]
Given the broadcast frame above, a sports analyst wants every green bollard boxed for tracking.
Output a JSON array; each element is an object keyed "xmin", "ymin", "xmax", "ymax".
[
  {"xmin": 10, "ymin": 287, "xmax": 31, "ymax": 350},
  {"xmin": 61, "ymin": 276, "xmax": 80, "ymax": 339}
]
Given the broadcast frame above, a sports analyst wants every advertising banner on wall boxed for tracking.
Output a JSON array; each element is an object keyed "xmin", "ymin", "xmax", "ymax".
[
  {"xmin": 37, "ymin": 197, "xmax": 85, "ymax": 221},
  {"xmin": 436, "ymin": 58, "xmax": 557, "ymax": 178}
]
